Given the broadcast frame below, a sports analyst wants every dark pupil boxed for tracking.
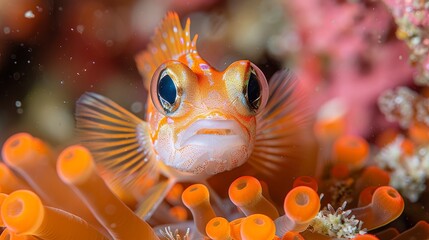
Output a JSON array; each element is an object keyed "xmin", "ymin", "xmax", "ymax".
[
  {"xmin": 158, "ymin": 74, "xmax": 177, "ymax": 106},
  {"xmin": 247, "ymin": 72, "xmax": 261, "ymax": 109}
]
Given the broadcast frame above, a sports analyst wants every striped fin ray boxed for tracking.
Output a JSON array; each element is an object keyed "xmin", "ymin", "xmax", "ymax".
[
  {"xmin": 75, "ymin": 92, "xmax": 157, "ymax": 188},
  {"xmin": 249, "ymin": 70, "xmax": 312, "ymax": 178},
  {"xmin": 135, "ymin": 12, "xmax": 198, "ymax": 89}
]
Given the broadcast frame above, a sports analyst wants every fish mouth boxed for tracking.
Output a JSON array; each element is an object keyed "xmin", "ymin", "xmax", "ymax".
[{"xmin": 177, "ymin": 119, "xmax": 247, "ymax": 149}]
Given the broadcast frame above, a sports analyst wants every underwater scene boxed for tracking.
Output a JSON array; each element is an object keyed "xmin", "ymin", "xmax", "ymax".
[{"xmin": 0, "ymin": 0, "xmax": 429, "ymax": 239}]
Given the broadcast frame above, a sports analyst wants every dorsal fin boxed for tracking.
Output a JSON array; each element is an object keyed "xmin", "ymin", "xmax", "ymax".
[{"xmin": 135, "ymin": 12, "xmax": 198, "ymax": 89}]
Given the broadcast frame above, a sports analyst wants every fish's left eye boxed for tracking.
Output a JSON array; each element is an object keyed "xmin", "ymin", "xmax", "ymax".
[
  {"xmin": 245, "ymin": 69, "xmax": 262, "ymax": 111},
  {"xmin": 157, "ymin": 71, "xmax": 180, "ymax": 113}
]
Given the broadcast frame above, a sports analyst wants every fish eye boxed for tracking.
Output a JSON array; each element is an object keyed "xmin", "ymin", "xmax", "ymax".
[
  {"xmin": 157, "ymin": 71, "xmax": 180, "ymax": 113},
  {"xmin": 245, "ymin": 68, "xmax": 262, "ymax": 111}
]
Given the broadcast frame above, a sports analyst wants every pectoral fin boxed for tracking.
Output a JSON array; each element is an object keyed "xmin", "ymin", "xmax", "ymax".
[
  {"xmin": 75, "ymin": 92, "xmax": 157, "ymax": 189},
  {"xmin": 135, "ymin": 178, "xmax": 175, "ymax": 220},
  {"xmin": 249, "ymin": 70, "xmax": 314, "ymax": 178}
]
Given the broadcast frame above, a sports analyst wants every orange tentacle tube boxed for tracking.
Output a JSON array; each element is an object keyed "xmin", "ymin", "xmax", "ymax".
[
  {"xmin": 0, "ymin": 162, "xmax": 31, "ymax": 194},
  {"xmin": 375, "ymin": 128, "xmax": 398, "ymax": 148},
  {"xmin": 355, "ymin": 167, "xmax": 390, "ymax": 194},
  {"xmin": 408, "ymin": 122, "xmax": 429, "ymax": 145},
  {"xmin": 166, "ymin": 183, "xmax": 184, "ymax": 205},
  {"xmin": 375, "ymin": 228, "xmax": 399, "ymax": 240},
  {"xmin": 391, "ymin": 221, "xmax": 429, "ymax": 240},
  {"xmin": 293, "ymin": 176, "xmax": 318, "ymax": 192},
  {"xmin": 330, "ymin": 163, "xmax": 350, "ymax": 180},
  {"xmin": 399, "ymin": 138, "xmax": 414, "ymax": 156},
  {"xmin": 240, "ymin": 214, "xmax": 276, "ymax": 240},
  {"xmin": 1, "ymin": 190, "xmax": 109, "ymax": 240},
  {"xmin": 275, "ymin": 186, "xmax": 320, "ymax": 236},
  {"xmin": 1, "ymin": 133, "xmax": 97, "ymax": 226},
  {"xmin": 228, "ymin": 176, "xmax": 279, "ymax": 220},
  {"xmin": 358, "ymin": 186, "xmax": 377, "ymax": 207},
  {"xmin": 56, "ymin": 145, "xmax": 159, "ymax": 240},
  {"xmin": 350, "ymin": 186, "xmax": 404, "ymax": 230},
  {"xmin": 313, "ymin": 109, "xmax": 346, "ymax": 142},
  {"xmin": 300, "ymin": 231, "xmax": 331, "ymax": 240},
  {"xmin": 0, "ymin": 193, "xmax": 8, "ymax": 227},
  {"xmin": 352, "ymin": 234, "xmax": 379, "ymax": 240},
  {"xmin": 182, "ymin": 183, "xmax": 216, "ymax": 237},
  {"xmin": 229, "ymin": 218, "xmax": 243, "ymax": 240},
  {"xmin": 206, "ymin": 217, "xmax": 232, "ymax": 240},
  {"xmin": 332, "ymin": 135, "xmax": 369, "ymax": 169},
  {"xmin": 0, "ymin": 228, "xmax": 38, "ymax": 240},
  {"xmin": 169, "ymin": 205, "xmax": 188, "ymax": 222},
  {"xmin": 259, "ymin": 180, "xmax": 274, "ymax": 202},
  {"xmin": 281, "ymin": 231, "xmax": 304, "ymax": 240}
]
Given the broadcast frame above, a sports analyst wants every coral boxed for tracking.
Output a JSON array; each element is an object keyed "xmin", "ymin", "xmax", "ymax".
[
  {"xmin": 383, "ymin": 0, "xmax": 429, "ymax": 85},
  {"xmin": 309, "ymin": 202, "xmax": 366, "ymax": 239},
  {"xmin": 375, "ymin": 135, "xmax": 429, "ymax": 202}
]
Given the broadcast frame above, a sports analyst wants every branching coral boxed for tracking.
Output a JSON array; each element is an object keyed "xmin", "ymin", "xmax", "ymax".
[{"xmin": 375, "ymin": 136, "xmax": 429, "ymax": 202}]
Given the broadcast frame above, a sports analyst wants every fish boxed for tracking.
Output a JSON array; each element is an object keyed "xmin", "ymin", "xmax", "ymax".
[{"xmin": 75, "ymin": 12, "xmax": 310, "ymax": 219}]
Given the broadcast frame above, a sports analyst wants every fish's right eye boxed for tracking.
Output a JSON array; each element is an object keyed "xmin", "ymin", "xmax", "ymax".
[
  {"xmin": 150, "ymin": 61, "xmax": 197, "ymax": 117},
  {"xmin": 158, "ymin": 71, "xmax": 180, "ymax": 113}
]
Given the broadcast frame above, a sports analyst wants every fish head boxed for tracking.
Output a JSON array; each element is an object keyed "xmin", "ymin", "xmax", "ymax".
[{"xmin": 147, "ymin": 58, "xmax": 269, "ymax": 175}]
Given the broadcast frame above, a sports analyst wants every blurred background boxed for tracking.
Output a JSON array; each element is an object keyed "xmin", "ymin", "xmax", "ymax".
[{"xmin": 0, "ymin": 0, "xmax": 417, "ymax": 146}]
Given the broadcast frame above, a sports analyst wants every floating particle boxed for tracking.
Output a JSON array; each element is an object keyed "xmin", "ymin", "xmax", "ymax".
[
  {"xmin": 15, "ymin": 101, "xmax": 22, "ymax": 108},
  {"xmin": 24, "ymin": 10, "xmax": 35, "ymax": 19},
  {"xmin": 106, "ymin": 40, "xmax": 113, "ymax": 47},
  {"xmin": 13, "ymin": 73, "xmax": 20, "ymax": 80},
  {"xmin": 3, "ymin": 27, "xmax": 10, "ymax": 34},
  {"xmin": 131, "ymin": 102, "xmax": 143, "ymax": 113},
  {"xmin": 77, "ymin": 25, "xmax": 85, "ymax": 34}
]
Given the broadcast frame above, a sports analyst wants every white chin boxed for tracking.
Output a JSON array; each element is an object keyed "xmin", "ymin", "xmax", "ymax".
[
  {"xmin": 159, "ymin": 119, "xmax": 252, "ymax": 175},
  {"xmin": 168, "ymin": 143, "xmax": 250, "ymax": 175}
]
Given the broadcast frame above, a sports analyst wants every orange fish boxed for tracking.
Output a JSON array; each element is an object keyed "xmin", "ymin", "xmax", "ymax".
[{"xmin": 76, "ymin": 12, "xmax": 308, "ymax": 218}]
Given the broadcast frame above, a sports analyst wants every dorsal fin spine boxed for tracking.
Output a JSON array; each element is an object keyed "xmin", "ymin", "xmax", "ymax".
[{"xmin": 135, "ymin": 12, "xmax": 197, "ymax": 89}]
